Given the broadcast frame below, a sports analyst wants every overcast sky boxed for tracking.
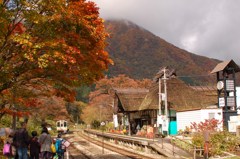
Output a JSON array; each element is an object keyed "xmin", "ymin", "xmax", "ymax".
[{"xmin": 92, "ymin": 0, "xmax": 240, "ymax": 64}]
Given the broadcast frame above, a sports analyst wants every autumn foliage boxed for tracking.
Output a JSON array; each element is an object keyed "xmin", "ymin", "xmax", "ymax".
[
  {"xmin": 190, "ymin": 119, "xmax": 222, "ymax": 132},
  {"xmin": 82, "ymin": 75, "xmax": 152, "ymax": 124},
  {"xmin": 0, "ymin": 0, "xmax": 112, "ymax": 117},
  {"xmin": 190, "ymin": 119, "xmax": 239, "ymax": 156}
]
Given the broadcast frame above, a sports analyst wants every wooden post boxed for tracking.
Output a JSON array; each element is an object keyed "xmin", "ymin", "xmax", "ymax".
[
  {"xmin": 204, "ymin": 142, "xmax": 209, "ymax": 159},
  {"xmin": 102, "ymin": 128, "xmax": 104, "ymax": 154},
  {"xmin": 172, "ymin": 137, "xmax": 175, "ymax": 155},
  {"xmin": 162, "ymin": 136, "xmax": 164, "ymax": 148},
  {"xmin": 193, "ymin": 146, "xmax": 196, "ymax": 159},
  {"xmin": 203, "ymin": 130, "xmax": 210, "ymax": 159},
  {"xmin": 128, "ymin": 113, "xmax": 131, "ymax": 136}
]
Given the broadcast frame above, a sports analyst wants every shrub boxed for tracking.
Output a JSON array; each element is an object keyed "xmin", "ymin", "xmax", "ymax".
[
  {"xmin": 190, "ymin": 118, "xmax": 221, "ymax": 132},
  {"xmin": 192, "ymin": 132, "xmax": 204, "ymax": 147},
  {"xmin": 0, "ymin": 116, "xmax": 12, "ymax": 128},
  {"xmin": 192, "ymin": 121, "xmax": 240, "ymax": 156},
  {"xmin": 105, "ymin": 122, "xmax": 114, "ymax": 131},
  {"xmin": 91, "ymin": 120, "xmax": 100, "ymax": 129},
  {"xmin": 190, "ymin": 119, "xmax": 240, "ymax": 156},
  {"xmin": 210, "ymin": 131, "xmax": 240, "ymax": 155}
]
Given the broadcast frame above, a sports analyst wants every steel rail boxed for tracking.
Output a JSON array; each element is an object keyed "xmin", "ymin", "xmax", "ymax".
[{"xmin": 77, "ymin": 131, "xmax": 165, "ymax": 159}]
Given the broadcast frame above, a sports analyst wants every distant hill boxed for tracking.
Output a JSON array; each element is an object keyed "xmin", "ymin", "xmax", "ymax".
[{"xmin": 104, "ymin": 20, "xmax": 221, "ymax": 85}]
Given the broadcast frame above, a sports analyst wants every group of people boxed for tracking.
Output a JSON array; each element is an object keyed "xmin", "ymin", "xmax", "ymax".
[{"xmin": 4, "ymin": 121, "xmax": 66, "ymax": 159}]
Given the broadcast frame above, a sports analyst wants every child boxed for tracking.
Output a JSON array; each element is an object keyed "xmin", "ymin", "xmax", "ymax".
[
  {"xmin": 55, "ymin": 134, "xmax": 65, "ymax": 159},
  {"xmin": 29, "ymin": 131, "xmax": 40, "ymax": 159}
]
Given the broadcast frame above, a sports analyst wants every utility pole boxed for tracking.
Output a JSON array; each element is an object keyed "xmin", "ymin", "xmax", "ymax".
[
  {"xmin": 154, "ymin": 66, "xmax": 174, "ymax": 136},
  {"xmin": 163, "ymin": 68, "xmax": 168, "ymax": 135},
  {"xmin": 158, "ymin": 76, "xmax": 163, "ymax": 135},
  {"xmin": 163, "ymin": 68, "xmax": 168, "ymax": 119},
  {"xmin": 159, "ymin": 78, "xmax": 162, "ymax": 115}
]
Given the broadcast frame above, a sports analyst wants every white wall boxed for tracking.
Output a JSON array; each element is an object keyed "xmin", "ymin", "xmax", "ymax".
[
  {"xmin": 224, "ymin": 86, "xmax": 240, "ymax": 132},
  {"xmin": 236, "ymin": 87, "xmax": 240, "ymax": 114},
  {"xmin": 177, "ymin": 110, "xmax": 201, "ymax": 132},
  {"xmin": 176, "ymin": 109, "xmax": 223, "ymax": 132}
]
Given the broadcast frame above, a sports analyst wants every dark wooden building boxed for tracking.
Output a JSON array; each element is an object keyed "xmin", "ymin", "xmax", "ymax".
[{"xmin": 211, "ymin": 60, "xmax": 240, "ymax": 129}]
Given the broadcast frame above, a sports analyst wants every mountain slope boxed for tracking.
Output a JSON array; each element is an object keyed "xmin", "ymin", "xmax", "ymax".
[{"xmin": 104, "ymin": 20, "xmax": 221, "ymax": 84}]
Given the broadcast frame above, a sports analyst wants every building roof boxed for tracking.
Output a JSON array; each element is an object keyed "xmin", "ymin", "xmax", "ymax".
[
  {"xmin": 211, "ymin": 60, "xmax": 240, "ymax": 74},
  {"xmin": 113, "ymin": 80, "xmax": 217, "ymax": 112},
  {"xmin": 139, "ymin": 78, "xmax": 217, "ymax": 111},
  {"xmin": 176, "ymin": 107, "xmax": 221, "ymax": 112},
  {"xmin": 114, "ymin": 88, "xmax": 149, "ymax": 112},
  {"xmin": 189, "ymin": 86, "xmax": 216, "ymax": 91}
]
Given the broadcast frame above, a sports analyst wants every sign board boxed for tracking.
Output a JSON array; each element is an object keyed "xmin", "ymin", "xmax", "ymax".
[
  {"xmin": 227, "ymin": 97, "xmax": 235, "ymax": 107},
  {"xmin": 226, "ymin": 80, "xmax": 234, "ymax": 91},
  {"xmin": 161, "ymin": 93, "xmax": 166, "ymax": 101},
  {"xmin": 157, "ymin": 115, "xmax": 164, "ymax": 125},
  {"xmin": 219, "ymin": 97, "xmax": 225, "ymax": 107},
  {"xmin": 62, "ymin": 140, "xmax": 71, "ymax": 148},
  {"xmin": 101, "ymin": 122, "xmax": 105, "ymax": 126},
  {"xmin": 113, "ymin": 114, "xmax": 119, "ymax": 128},
  {"xmin": 162, "ymin": 116, "xmax": 169, "ymax": 131}
]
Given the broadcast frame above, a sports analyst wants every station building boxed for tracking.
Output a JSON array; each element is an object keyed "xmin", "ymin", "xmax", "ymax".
[{"xmin": 110, "ymin": 69, "xmax": 218, "ymax": 136}]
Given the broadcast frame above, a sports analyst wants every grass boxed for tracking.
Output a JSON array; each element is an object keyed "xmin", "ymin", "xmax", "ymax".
[
  {"xmin": 172, "ymin": 136, "xmax": 240, "ymax": 159},
  {"xmin": 172, "ymin": 137, "xmax": 195, "ymax": 152},
  {"xmin": 224, "ymin": 157, "xmax": 240, "ymax": 159}
]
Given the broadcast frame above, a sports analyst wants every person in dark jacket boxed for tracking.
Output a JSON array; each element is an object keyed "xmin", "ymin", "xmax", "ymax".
[
  {"xmin": 13, "ymin": 122, "xmax": 30, "ymax": 159},
  {"xmin": 29, "ymin": 131, "xmax": 40, "ymax": 159}
]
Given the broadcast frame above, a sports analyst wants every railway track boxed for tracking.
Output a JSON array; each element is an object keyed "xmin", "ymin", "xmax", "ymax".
[
  {"xmin": 64, "ymin": 130, "xmax": 166, "ymax": 159},
  {"xmin": 67, "ymin": 144, "xmax": 91, "ymax": 159},
  {"xmin": 75, "ymin": 131, "xmax": 165, "ymax": 159},
  {"xmin": 65, "ymin": 131, "xmax": 132, "ymax": 159}
]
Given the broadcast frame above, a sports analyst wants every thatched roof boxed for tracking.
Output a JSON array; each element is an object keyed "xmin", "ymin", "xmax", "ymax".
[
  {"xmin": 114, "ymin": 88, "xmax": 149, "ymax": 112},
  {"xmin": 140, "ymin": 78, "xmax": 217, "ymax": 111},
  {"xmin": 113, "ymin": 78, "xmax": 217, "ymax": 113}
]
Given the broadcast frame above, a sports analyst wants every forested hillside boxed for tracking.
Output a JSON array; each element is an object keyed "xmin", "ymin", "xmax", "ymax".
[{"xmin": 104, "ymin": 20, "xmax": 222, "ymax": 85}]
